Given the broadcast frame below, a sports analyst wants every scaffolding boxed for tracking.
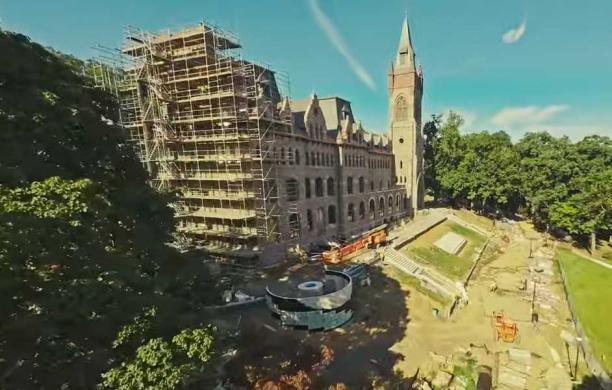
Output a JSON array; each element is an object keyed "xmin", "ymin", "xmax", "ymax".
[{"xmin": 92, "ymin": 21, "xmax": 297, "ymax": 255}]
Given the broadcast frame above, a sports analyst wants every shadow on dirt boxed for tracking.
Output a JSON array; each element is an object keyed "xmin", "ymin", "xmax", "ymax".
[{"xmin": 222, "ymin": 265, "xmax": 412, "ymax": 388}]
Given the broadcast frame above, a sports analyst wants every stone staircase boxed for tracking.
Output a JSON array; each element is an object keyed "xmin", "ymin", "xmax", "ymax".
[{"xmin": 384, "ymin": 247, "xmax": 467, "ymax": 302}]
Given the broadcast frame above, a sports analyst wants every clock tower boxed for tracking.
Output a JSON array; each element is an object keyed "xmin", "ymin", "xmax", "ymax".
[{"xmin": 388, "ymin": 16, "xmax": 424, "ymax": 212}]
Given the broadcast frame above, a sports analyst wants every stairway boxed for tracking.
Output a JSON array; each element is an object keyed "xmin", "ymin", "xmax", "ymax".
[{"xmin": 384, "ymin": 248, "xmax": 466, "ymax": 302}]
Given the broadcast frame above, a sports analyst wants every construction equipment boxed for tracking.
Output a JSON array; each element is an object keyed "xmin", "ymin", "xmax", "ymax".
[
  {"xmin": 321, "ymin": 224, "xmax": 388, "ymax": 264},
  {"xmin": 492, "ymin": 311, "xmax": 519, "ymax": 343}
]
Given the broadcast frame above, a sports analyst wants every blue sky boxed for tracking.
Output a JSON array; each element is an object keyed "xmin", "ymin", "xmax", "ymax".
[{"xmin": 1, "ymin": 0, "xmax": 611, "ymax": 140}]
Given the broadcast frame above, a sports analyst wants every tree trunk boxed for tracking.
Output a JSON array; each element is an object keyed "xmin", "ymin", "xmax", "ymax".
[{"xmin": 590, "ymin": 231, "xmax": 596, "ymax": 254}]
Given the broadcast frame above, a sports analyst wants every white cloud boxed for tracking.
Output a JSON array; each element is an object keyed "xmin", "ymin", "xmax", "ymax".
[
  {"xmin": 491, "ymin": 105, "xmax": 570, "ymax": 127},
  {"xmin": 502, "ymin": 19, "xmax": 527, "ymax": 44},
  {"xmin": 307, "ymin": 0, "xmax": 376, "ymax": 90}
]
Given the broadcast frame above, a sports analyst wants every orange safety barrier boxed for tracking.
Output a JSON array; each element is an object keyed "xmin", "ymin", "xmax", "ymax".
[{"xmin": 492, "ymin": 311, "xmax": 519, "ymax": 343}]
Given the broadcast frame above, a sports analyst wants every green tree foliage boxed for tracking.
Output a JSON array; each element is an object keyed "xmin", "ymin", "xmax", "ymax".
[
  {"xmin": 432, "ymin": 112, "xmax": 520, "ymax": 211},
  {"xmin": 426, "ymin": 111, "xmax": 611, "ymax": 250},
  {"xmin": 0, "ymin": 30, "xmax": 215, "ymax": 389},
  {"xmin": 422, "ymin": 114, "xmax": 442, "ymax": 199}
]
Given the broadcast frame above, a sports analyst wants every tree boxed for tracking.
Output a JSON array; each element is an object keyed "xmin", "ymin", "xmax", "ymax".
[
  {"xmin": 434, "ymin": 111, "xmax": 465, "ymax": 202},
  {"xmin": 0, "ymin": 30, "xmax": 215, "ymax": 388},
  {"xmin": 423, "ymin": 114, "xmax": 442, "ymax": 199},
  {"xmin": 516, "ymin": 132, "xmax": 579, "ymax": 224},
  {"xmin": 549, "ymin": 168, "xmax": 612, "ymax": 252}
]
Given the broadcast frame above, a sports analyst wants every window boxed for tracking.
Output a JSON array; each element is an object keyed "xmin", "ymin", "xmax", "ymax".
[
  {"xmin": 281, "ymin": 148, "xmax": 286, "ymax": 164},
  {"xmin": 347, "ymin": 203, "xmax": 355, "ymax": 222},
  {"xmin": 318, "ymin": 207, "xmax": 325, "ymax": 225},
  {"xmin": 379, "ymin": 197, "xmax": 385, "ymax": 216},
  {"xmin": 325, "ymin": 154, "xmax": 330, "ymax": 166},
  {"xmin": 394, "ymin": 96, "xmax": 409, "ymax": 122},
  {"xmin": 288, "ymin": 148, "xmax": 293, "ymax": 165},
  {"xmin": 305, "ymin": 151, "xmax": 310, "ymax": 165},
  {"xmin": 286, "ymin": 179, "xmax": 299, "ymax": 201},
  {"xmin": 403, "ymin": 196, "xmax": 408, "ymax": 210},
  {"xmin": 396, "ymin": 194, "xmax": 400, "ymax": 208},
  {"xmin": 327, "ymin": 178, "xmax": 335, "ymax": 196},
  {"xmin": 379, "ymin": 180, "xmax": 383, "ymax": 190},
  {"xmin": 311, "ymin": 151, "xmax": 315, "ymax": 166},
  {"xmin": 347, "ymin": 177, "xmax": 353, "ymax": 194},
  {"xmin": 388, "ymin": 196, "xmax": 393, "ymax": 213},
  {"xmin": 369, "ymin": 199, "xmax": 375, "ymax": 220},
  {"xmin": 400, "ymin": 160, "xmax": 403, "ymax": 169},
  {"xmin": 359, "ymin": 201, "xmax": 366, "ymax": 219},
  {"xmin": 370, "ymin": 181, "xmax": 374, "ymax": 191},
  {"xmin": 305, "ymin": 178, "xmax": 311, "ymax": 199},
  {"xmin": 328, "ymin": 205, "xmax": 337, "ymax": 224},
  {"xmin": 274, "ymin": 148, "xmax": 279, "ymax": 164},
  {"xmin": 295, "ymin": 149, "xmax": 300, "ymax": 165},
  {"xmin": 399, "ymin": 138, "xmax": 404, "ymax": 144},
  {"xmin": 307, "ymin": 209, "xmax": 313, "ymax": 231},
  {"xmin": 359, "ymin": 177, "xmax": 365, "ymax": 193},
  {"xmin": 316, "ymin": 152, "xmax": 320, "ymax": 166},
  {"xmin": 289, "ymin": 213, "xmax": 300, "ymax": 238},
  {"xmin": 315, "ymin": 177, "xmax": 324, "ymax": 197}
]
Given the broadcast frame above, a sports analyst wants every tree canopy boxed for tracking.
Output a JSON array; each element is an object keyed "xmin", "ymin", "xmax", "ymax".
[
  {"xmin": 0, "ymin": 30, "xmax": 216, "ymax": 389},
  {"xmin": 423, "ymin": 111, "xmax": 611, "ymax": 251}
]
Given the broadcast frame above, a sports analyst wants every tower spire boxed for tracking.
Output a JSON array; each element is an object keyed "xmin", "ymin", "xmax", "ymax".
[{"xmin": 396, "ymin": 15, "xmax": 415, "ymax": 69}]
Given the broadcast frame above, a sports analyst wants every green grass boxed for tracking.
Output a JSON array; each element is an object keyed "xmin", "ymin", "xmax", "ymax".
[
  {"xmin": 403, "ymin": 221, "xmax": 487, "ymax": 280},
  {"xmin": 410, "ymin": 246, "xmax": 474, "ymax": 279},
  {"xmin": 557, "ymin": 249, "xmax": 612, "ymax": 372}
]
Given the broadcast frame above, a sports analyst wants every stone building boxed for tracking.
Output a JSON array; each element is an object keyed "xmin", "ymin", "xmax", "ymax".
[{"xmin": 94, "ymin": 17, "xmax": 424, "ymax": 260}]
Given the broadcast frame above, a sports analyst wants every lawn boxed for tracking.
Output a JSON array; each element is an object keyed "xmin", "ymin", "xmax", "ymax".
[
  {"xmin": 454, "ymin": 209, "xmax": 495, "ymax": 231},
  {"xmin": 402, "ymin": 221, "xmax": 487, "ymax": 280},
  {"xmin": 557, "ymin": 249, "xmax": 612, "ymax": 372}
]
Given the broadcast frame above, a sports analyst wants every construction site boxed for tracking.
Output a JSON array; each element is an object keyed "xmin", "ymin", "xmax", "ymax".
[
  {"xmin": 93, "ymin": 19, "xmax": 420, "ymax": 261},
  {"xmin": 93, "ymin": 22, "xmax": 292, "ymax": 256}
]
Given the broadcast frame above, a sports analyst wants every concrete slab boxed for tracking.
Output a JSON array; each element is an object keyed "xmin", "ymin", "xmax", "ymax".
[{"xmin": 434, "ymin": 232, "xmax": 467, "ymax": 255}]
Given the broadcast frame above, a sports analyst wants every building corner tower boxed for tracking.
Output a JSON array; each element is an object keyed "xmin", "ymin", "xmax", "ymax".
[{"xmin": 388, "ymin": 16, "xmax": 424, "ymax": 213}]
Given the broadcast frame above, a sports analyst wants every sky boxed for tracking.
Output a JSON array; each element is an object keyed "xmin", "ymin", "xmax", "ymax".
[{"xmin": 1, "ymin": 0, "xmax": 611, "ymax": 140}]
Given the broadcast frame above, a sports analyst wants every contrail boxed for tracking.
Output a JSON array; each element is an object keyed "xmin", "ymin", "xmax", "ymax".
[{"xmin": 307, "ymin": 0, "xmax": 376, "ymax": 90}]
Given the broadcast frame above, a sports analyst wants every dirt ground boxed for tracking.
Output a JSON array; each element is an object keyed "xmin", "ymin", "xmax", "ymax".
[{"xmin": 216, "ymin": 211, "xmax": 590, "ymax": 389}]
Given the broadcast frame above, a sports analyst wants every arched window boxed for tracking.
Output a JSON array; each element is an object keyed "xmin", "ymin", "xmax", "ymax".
[
  {"xmin": 328, "ymin": 205, "xmax": 336, "ymax": 224},
  {"xmin": 305, "ymin": 178, "xmax": 311, "ymax": 199},
  {"xmin": 347, "ymin": 203, "xmax": 355, "ymax": 222},
  {"xmin": 295, "ymin": 149, "xmax": 300, "ymax": 165},
  {"xmin": 325, "ymin": 154, "xmax": 330, "ymax": 166},
  {"xmin": 369, "ymin": 199, "xmax": 376, "ymax": 220},
  {"xmin": 359, "ymin": 177, "xmax": 365, "ymax": 193},
  {"xmin": 311, "ymin": 151, "xmax": 315, "ymax": 166},
  {"xmin": 347, "ymin": 177, "xmax": 353, "ymax": 194},
  {"xmin": 379, "ymin": 197, "xmax": 385, "ymax": 216},
  {"xmin": 370, "ymin": 181, "xmax": 374, "ymax": 191},
  {"xmin": 359, "ymin": 201, "xmax": 366, "ymax": 219},
  {"xmin": 395, "ymin": 95, "xmax": 409, "ymax": 122},
  {"xmin": 316, "ymin": 152, "xmax": 321, "ymax": 166},
  {"xmin": 307, "ymin": 209, "xmax": 313, "ymax": 231},
  {"xmin": 327, "ymin": 178, "xmax": 335, "ymax": 196},
  {"xmin": 400, "ymin": 160, "xmax": 403, "ymax": 169},
  {"xmin": 286, "ymin": 179, "xmax": 299, "ymax": 201},
  {"xmin": 403, "ymin": 196, "xmax": 408, "ymax": 210},
  {"xmin": 305, "ymin": 151, "xmax": 310, "ymax": 166},
  {"xmin": 288, "ymin": 148, "xmax": 293, "ymax": 165},
  {"xmin": 396, "ymin": 194, "xmax": 400, "ymax": 208},
  {"xmin": 315, "ymin": 177, "xmax": 324, "ymax": 197},
  {"xmin": 388, "ymin": 196, "xmax": 393, "ymax": 213},
  {"xmin": 379, "ymin": 180, "xmax": 383, "ymax": 191}
]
